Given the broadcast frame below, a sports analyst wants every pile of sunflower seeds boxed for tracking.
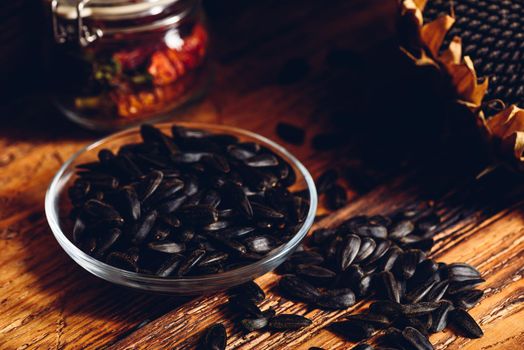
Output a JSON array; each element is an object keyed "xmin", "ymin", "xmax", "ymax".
[
  {"xmin": 68, "ymin": 124, "xmax": 309, "ymax": 277},
  {"xmin": 199, "ymin": 209, "xmax": 484, "ymax": 350},
  {"xmin": 276, "ymin": 209, "xmax": 484, "ymax": 349},
  {"xmin": 199, "ymin": 281, "xmax": 313, "ymax": 349}
]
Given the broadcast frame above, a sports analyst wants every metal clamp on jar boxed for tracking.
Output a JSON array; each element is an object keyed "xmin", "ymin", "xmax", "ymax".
[{"xmin": 47, "ymin": 0, "xmax": 209, "ymax": 130}]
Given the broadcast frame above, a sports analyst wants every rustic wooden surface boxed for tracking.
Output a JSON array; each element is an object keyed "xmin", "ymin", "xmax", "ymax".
[{"xmin": 0, "ymin": 0, "xmax": 523, "ymax": 349}]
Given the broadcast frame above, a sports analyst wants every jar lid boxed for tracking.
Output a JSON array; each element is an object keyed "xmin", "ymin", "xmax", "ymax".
[{"xmin": 54, "ymin": 0, "xmax": 180, "ymax": 21}]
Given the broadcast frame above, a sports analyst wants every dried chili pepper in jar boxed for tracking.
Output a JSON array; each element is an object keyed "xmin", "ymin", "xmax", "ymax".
[{"xmin": 46, "ymin": 0, "xmax": 210, "ymax": 130}]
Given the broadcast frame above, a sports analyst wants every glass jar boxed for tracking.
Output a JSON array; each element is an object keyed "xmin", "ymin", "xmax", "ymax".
[{"xmin": 46, "ymin": 0, "xmax": 210, "ymax": 130}]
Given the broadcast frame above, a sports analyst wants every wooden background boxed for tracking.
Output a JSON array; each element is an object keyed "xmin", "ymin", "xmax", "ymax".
[{"xmin": 0, "ymin": 0, "xmax": 523, "ymax": 349}]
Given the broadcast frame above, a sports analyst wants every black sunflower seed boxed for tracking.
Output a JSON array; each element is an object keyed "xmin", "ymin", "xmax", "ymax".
[
  {"xmin": 275, "ymin": 122, "xmax": 305, "ymax": 145},
  {"xmin": 354, "ymin": 237, "xmax": 376, "ymax": 263},
  {"xmin": 96, "ymin": 228, "xmax": 122, "ymax": 256},
  {"xmin": 316, "ymin": 288, "xmax": 356, "ymax": 309},
  {"xmin": 447, "ymin": 278, "xmax": 485, "ymax": 295},
  {"xmin": 345, "ymin": 313, "xmax": 391, "ymax": 329},
  {"xmin": 132, "ymin": 210, "xmax": 158, "ymax": 244},
  {"xmin": 388, "ymin": 220, "xmax": 415, "ymax": 239},
  {"xmin": 230, "ymin": 281, "xmax": 265, "ymax": 303},
  {"xmin": 296, "ymin": 264, "xmax": 337, "ymax": 284},
  {"xmin": 355, "ymin": 224, "xmax": 388, "ymax": 239},
  {"xmin": 289, "ymin": 250, "xmax": 325, "ymax": 266},
  {"xmin": 377, "ymin": 271, "xmax": 401, "ymax": 303},
  {"xmin": 402, "ymin": 326, "xmax": 433, "ymax": 350},
  {"xmin": 279, "ymin": 275, "xmax": 321, "ymax": 302},
  {"xmin": 316, "ymin": 169, "xmax": 339, "ymax": 194},
  {"xmin": 325, "ymin": 185, "xmax": 347, "ymax": 210},
  {"xmin": 452, "ymin": 289, "xmax": 484, "ymax": 309},
  {"xmin": 229, "ymin": 296, "xmax": 264, "ymax": 318},
  {"xmin": 197, "ymin": 251, "xmax": 229, "ymax": 267},
  {"xmin": 447, "ymin": 263, "xmax": 482, "ymax": 282},
  {"xmin": 404, "ymin": 279, "xmax": 438, "ymax": 304},
  {"xmin": 337, "ymin": 234, "xmax": 361, "ymax": 271},
  {"xmin": 393, "ymin": 250, "xmax": 420, "ymax": 280},
  {"xmin": 378, "ymin": 246, "xmax": 403, "ymax": 272},
  {"xmin": 351, "ymin": 344, "xmax": 374, "ymax": 350},
  {"xmin": 176, "ymin": 249, "xmax": 206, "ymax": 276},
  {"xmin": 268, "ymin": 314, "xmax": 312, "ymax": 330},
  {"xmin": 312, "ymin": 228, "xmax": 338, "ymax": 244},
  {"xmin": 368, "ymin": 301, "xmax": 403, "ymax": 320},
  {"xmin": 244, "ymin": 235, "xmax": 277, "ymax": 254},
  {"xmin": 449, "ymin": 308, "xmax": 484, "ymax": 338},
  {"xmin": 136, "ymin": 170, "xmax": 164, "ymax": 201},
  {"xmin": 429, "ymin": 300, "xmax": 453, "ymax": 333},
  {"xmin": 240, "ymin": 316, "xmax": 269, "ymax": 332},
  {"xmin": 245, "ymin": 154, "xmax": 279, "ymax": 167},
  {"xmin": 106, "ymin": 252, "xmax": 138, "ymax": 272},
  {"xmin": 178, "ymin": 205, "xmax": 218, "ymax": 226},
  {"xmin": 425, "ymin": 280, "xmax": 449, "ymax": 302},
  {"xmin": 157, "ymin": 195, "xmax": 187, "ymax": 214},
  {"xmin": 251, "ymin": 202, "xmax": 285, "ymax": 219},
  {"xmin": 156, "ymin": 254, "xmax": 184, "ymax": 277},
  {"xmin": 329, "ymin": 320, "xmax": 374, "ymax": 342},
  {"xmin": 364, "ymin": 239, "xmax": 391, "ymax": 264},
  {"xmin": 147, "ymin": 241, "xmax": 186, "ymax": 254},
  {"xmin": 72, "ymin": 217, "xmax": 86, "ymax": 243},
  {"xmin": 200, "ymin": 323, "xmax": 227, "ymax": 350},
  {"xmin": 401, "ymin": 302, "xmax": 440, "ymax": 317},
  {"xmin": 223, "ymin": 182, "xmax": 253, "ymax": 219}
]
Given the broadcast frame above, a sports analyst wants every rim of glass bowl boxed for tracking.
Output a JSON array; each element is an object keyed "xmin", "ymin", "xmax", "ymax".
[{"xmin": 45, "ymin": 122, "xmax": 317, "ymax": 287}]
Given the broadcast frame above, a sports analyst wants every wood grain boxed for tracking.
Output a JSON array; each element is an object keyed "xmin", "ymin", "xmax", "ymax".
[{"xmin": 0, "ymin": 0, "xmax": 523, "ymax": 349}]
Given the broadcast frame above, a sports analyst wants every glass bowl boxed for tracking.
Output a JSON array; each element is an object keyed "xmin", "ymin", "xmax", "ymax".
[{"xmin": 45, "ymin": 122, "xmax": 317, "ymax": 295}]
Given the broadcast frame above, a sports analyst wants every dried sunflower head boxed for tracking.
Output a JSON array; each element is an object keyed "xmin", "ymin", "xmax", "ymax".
[{"xmin": 398, "ymin": 0, "xmax": 524, "ymax": 172}]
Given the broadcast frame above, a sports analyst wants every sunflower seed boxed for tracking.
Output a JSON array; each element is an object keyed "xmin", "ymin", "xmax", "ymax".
[
  {"xmin": 425, "ymin": 280, "xmax": 449, "ymax": 302},
  {"xmin": 325, "ymin": 185, "xmax": 348, "ymax": 210},
  {"xmin": 240, "ymin": 316, "xmax": 269, "ymax": 332},
  {"xmin": 316, "ymin": 288, "xmax": 356, "ymax": 309},
  {"xmin": 132, "ymin": 210, "xmax": 158, "ymax": 244},
  {"xmin": 345, "ymin": 313, "xmax": 391, "ymax": 328},
  {"xmin": 429, "ymin": 300, "xmax": 453, "ymax": 333},
  {"xmin": 230, "ymin": 281, "xmax": 265, "ymax": 303},
  {"xmin": 378, "ymin": 246, "xmax": 403, "ymax": 272},
  {"xmin": 368, "ymin": 301, "xmax": 402, "ymax": 320},
  {"xmin": 156, "ymin": 254, "xmax": 183, "ymax": 277},
  {"xmin": 388, "ymin": 220, "xmax": 415, "ymax": 239},
  {"xmin": 452, "ymin": 289, "xmax": 484, "ymax": 309},
  {"xmin": 378, "ymin": 271, "xmax": 401, "ymax": 303},
  {"xmin": 229, "ymin": 296, "xmax": 264, "ymax": 318},
  {"xmin": 147, "ymin": 241, "xmax": 185, "ymax": 254},
  {"xmin": 296, "ymin": 264, "xmax": 337, "ymax": 283},
  {"xmin": 329, "ymin": 320, "xmax": 374, "ymax": 341},
  {"xmin": 316, "ymin": 169, "xmax": 339, "ymax": 194},
  {"xmin": 402, "ymin": 326, "xmax": 433, "ymax": 350},
  {"xmin": 275, "ymin": 122, "xmax": 305, "ymax": 145},
  {"xmin": 447, "ymin": 278, "xmax": 485, "ymax": 295},
  {"xmin": 449, "ymin": 308, "xmax": 484, "ymax": 338},
  {"xmin": 401, "ymin": 302, "xmax": 440, "ymax": 317},
  {"xmin": 355, "ymin": 224, "xmax": 388, "ymax": 239},
  {"xmin": 200, "ymin": 323, "xmax": 227, "ymax": 350},
  {"xmin": 355, "ymin": 237, "xmax": 376, "ymax": 263},
  {"xmin": 279, "ymin": 275, "xmax": 321, "ymax": 302},
  {"xmin": 447, "ymin": 263, "xmax": 481, "ymax": 282},
  {"xmin": 337, "ymin": 234, "xmax": 361, "ymax": 271},
  {"xmin": 176, "ymin": 249, "xmax": 206, "ymax": 276}
]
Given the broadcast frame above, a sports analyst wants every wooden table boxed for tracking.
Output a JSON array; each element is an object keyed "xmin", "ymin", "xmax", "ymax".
[{"xmin": 1, "ymin": 0, "xmax": 523, "ymax": 349}]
